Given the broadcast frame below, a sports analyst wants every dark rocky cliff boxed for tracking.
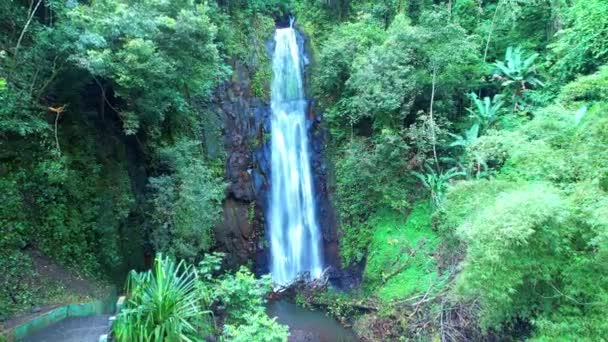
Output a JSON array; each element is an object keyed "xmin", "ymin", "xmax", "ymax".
[{"xmin": 210, "ymin": 60, "xmax": 269, "ymax": 270}]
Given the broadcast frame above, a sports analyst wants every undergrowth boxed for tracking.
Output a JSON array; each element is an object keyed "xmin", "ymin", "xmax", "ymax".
[{"xmin": 363, "ymin": 203, "xmax": 438, "ymax": 302}]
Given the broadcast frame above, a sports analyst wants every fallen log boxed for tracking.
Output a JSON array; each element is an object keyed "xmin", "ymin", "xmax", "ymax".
[{"xmin": 268, "ymin": 267, "xmax": 331, "ymax": 300}]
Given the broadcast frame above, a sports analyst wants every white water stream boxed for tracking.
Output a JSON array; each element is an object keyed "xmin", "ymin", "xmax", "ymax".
[{"xmin": 268, "ymin": 23, "xmax": 323, "ymax": 285}]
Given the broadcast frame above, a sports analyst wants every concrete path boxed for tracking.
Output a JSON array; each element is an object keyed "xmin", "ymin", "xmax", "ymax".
[{"xmin": 23, "ymin": 315, "xmax": 110, "ymax": 342}]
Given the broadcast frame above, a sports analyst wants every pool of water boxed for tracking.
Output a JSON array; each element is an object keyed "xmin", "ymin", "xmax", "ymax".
[{"xmin": 266, "ymin": 300, "xmax": 359, "ymax": 342}]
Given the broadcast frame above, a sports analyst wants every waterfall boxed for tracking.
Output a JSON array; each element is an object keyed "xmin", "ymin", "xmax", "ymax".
[{"xmin": 268, "ymin": 24, "xmax": 323, "ymax": 285}]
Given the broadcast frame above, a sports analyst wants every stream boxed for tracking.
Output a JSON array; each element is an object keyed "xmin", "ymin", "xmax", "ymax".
[{"xmin": 267, "ymin": 300, "xmax": 359, "ymax": 342}]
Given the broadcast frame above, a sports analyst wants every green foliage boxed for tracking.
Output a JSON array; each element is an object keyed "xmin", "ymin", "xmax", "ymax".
[
  {"xmin": 412, "ymin": 165, "xmax": 465, "ymax": 207},
  {"xmin": 334, "ymin": 138, "xmax": 381, "ymax": 226},
  {"xmin": 440, "ymin": 180, "xmax": 516, "ymax": 233},
  {"xmin": 0, "ymin": 118, "xmax": 136, "ymax": 278},
  {"xmin": 4, "ymin": 0, "xmax": 608, "ymax": 340},
  {"xmin": 335, "ymin": 132, "xmax": 415, "ymax": 265},
  {"xmin": 313, "ymin": 17, "xmax": 386, "ymax": 110},
  {"xmin": 473, "ymin": 0, "xmax": 554, "ymax": 64},
  {"xmin": 334, "ymin": 10, "xmax": 479, "ymax": 132},
  {"xmin": 454, "ymin": 184, "xmax": 568, "ymax": 327},
  {"xmin": 68, "ymin": 0, "xmax": 224, "ymax": 135},
  {"xmin": 114, "ymin": 254, "xmax": 288, "ymax": 341},
  {"xmin": 441, "ymin": 68, "xmax": 608, "ymax": 337},
  {"xmin": 304, "ymin": 0, "xmax": 608, "ymax": 339},
  {"xmin": 315, "ymin": 7, "xmax": 481, "ymax": 261},
  {"xmin": 492, "ymin": 46, "xmax": 544, "ymax": 111},
  {"xmin": 0, "ymin": 0, "xmax": 233, "ymax": 320},
  {"xmin": 195, "ymin": 253, "xmax": 288, "ymax": 341},
  {"xmin": 0, "ymin": 175, "xmax": 30, "ymax": 318},
  {"xmin": 453, "ymin": 0, "xmax": 479, "ymax": 32},
  {"xmin": 493, "ymin": 47, "xmax": 543, "ymax": 88},
  {"xmin": 449, "ymin": 123, "xmax": 479, "ymax": 149},
  {"xmin": 235, "ymin": 13, "xmax": 274, "ymax": 100},
  {"xmin": 222, "ymin": 312, "xmax": 289, "ymax": 342},
  {"xmin": 363, "ymin": 203, "xmax": 438, "ymax": 302},
  {"xmin": 559, "ymin": 65, "xmax": 608, "ymax": 103},
  {"xmin": 251, "ymin": 62, "xmax": 272, "ymax": 100},
  {"xmin": 310, "ymin": 289, "xmax": 363, "ymax": 323},
  {"xmin": 222, "ymin": 0, "xmax": 293, "ymax": 17},
  {"xmin": 208, "ymin": 257, "xmax": 289, "ymax": 341},
  {"xmin": 340, "ymin": 14, "xmax": 417, "ymax": 129},
  {"xmin": 114, "ymin": 254, "xmax": 211, "ymax": 341},
  {"xmin": 215, "ymin": 268, "xmax": 272, "ymax": 324},
  {"xmin": 148, "ymin": 140, "xmax": 226, "ymax": 262},
  {"xmin": 466, "ymin": 93, "xmax": 505, "ymax": 129},
  {"xmin": 550, "ymin": 0, "xmax": 608, "ymax": 81}
]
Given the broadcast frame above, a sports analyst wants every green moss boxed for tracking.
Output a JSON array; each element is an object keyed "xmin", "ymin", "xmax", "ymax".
[
  {"xmin": 247, "ymin": 202, "xmax": 255, "ymax": 225},
  {"xmin": 362, "ymin": 202, "xmax": 439, "ymax": 302},
  {"xmin": 378, "ymin": 267, "xmax": 438, "ymax": 302}
]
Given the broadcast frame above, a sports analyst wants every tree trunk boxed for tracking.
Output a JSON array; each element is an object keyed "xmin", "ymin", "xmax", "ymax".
[
  {"xmin": 429, "ymin": 68, "xmax": 439, "ymax": 170},
  {"xmin": 15, "ymin": 0, "xmax": 44, "ymax": 58},
  {"xmin": 483, "ymin": 0, "xmax": 502, "ymax": 65}
]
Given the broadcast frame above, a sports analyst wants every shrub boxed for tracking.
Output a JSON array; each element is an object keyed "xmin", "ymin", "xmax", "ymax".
[
  {"xmin": 113, "ymin": 254, "xmax": 212, "ymax": 341},
  {"xmin": 149, "ymin": 140, "xmax": 226, "ymax": 262},
  {"xmin": 550, "ymin": 0, "xmax": 608, "ymax": 81},
  {"xmin": 223, "ymin": 312, "xmax": 289, "ymax": 342}
]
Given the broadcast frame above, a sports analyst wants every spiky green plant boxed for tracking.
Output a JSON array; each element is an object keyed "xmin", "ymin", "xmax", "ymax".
[
  {"xmin": 412, "ymin": 165, "xmax": 464, "ymax": 207},
  {"xmin": 113, "ymin": 254, "xmax": 211, "ymax": 342}
]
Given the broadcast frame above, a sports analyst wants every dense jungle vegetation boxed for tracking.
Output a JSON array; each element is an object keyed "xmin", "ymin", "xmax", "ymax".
[{"xmin": 1, "ymin": 0, "xmax": 607, "ymax": 340}]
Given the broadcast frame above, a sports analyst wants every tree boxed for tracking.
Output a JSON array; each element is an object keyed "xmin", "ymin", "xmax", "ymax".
[
  {"xmin": 466, "ymin": 93, "xmax": 504, "ymax": 129},
  {"xmin": 417, "ymin": 8, "xmax": 481, "ymax": 168},
  {"xmin": 148, "ymin": 140, "xmax": 226, "ymax": 262},
  {"xmin": 492, "ymin": 46, "xmax": 543, "ymax": 111},
  {"xmin": 68, "ymin": 0, "xmax": 224, "ymax": 135}
]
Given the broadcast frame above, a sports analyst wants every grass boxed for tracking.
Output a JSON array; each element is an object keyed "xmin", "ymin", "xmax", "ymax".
[{"xmin": 362, "ymin": 202, "xmax": 439, "ymax": 302}]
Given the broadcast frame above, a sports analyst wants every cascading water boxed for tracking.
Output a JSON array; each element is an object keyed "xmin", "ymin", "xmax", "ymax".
[{"xmin": 269, "ymin": 21, "xmax": 323, "ymax": 285}]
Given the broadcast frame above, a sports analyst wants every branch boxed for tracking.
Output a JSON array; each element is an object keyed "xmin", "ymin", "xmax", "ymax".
[
  {"xmin": 483, "ymin": 0, "xmax": 502, "ymax": 65},
  {"xmin": 49, "ymin": 105, "xmax": 67, "ymax": 155},
  {"xmin": 382, "ymin": 239, "xmax": 428, "ymax": 283},
  {"xmin": 15, "ymin": 0, "xmax": 44, "ymax": 59},
  {"xmin": 54, "ymin": 112, "xmax": 61, "ymax": 154},
  {"xmin": 35, "ymin": 56, "xmax": 60, "ymax": 98},
  {"xmin": 92, "ymin": 76, "xmax": 122, "ymax": 115}
]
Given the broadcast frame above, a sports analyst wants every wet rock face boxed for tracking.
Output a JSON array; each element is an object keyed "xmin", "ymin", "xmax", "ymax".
[
  {"xmin": 211, "ymin": 31, "xmax": 340, "ymax": 276},
  {"xmin": 210, "ymin": 60, "xmax": 271, "ymax": 269},
  {"xmin": 307, "ymin": 106, "xmax": 340, "ymax": 277}
]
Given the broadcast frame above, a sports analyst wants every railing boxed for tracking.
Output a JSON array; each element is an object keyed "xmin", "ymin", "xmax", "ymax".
[{"xmin": 0, "ymin": 291, "xmax": 117, "ymax": 342}]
